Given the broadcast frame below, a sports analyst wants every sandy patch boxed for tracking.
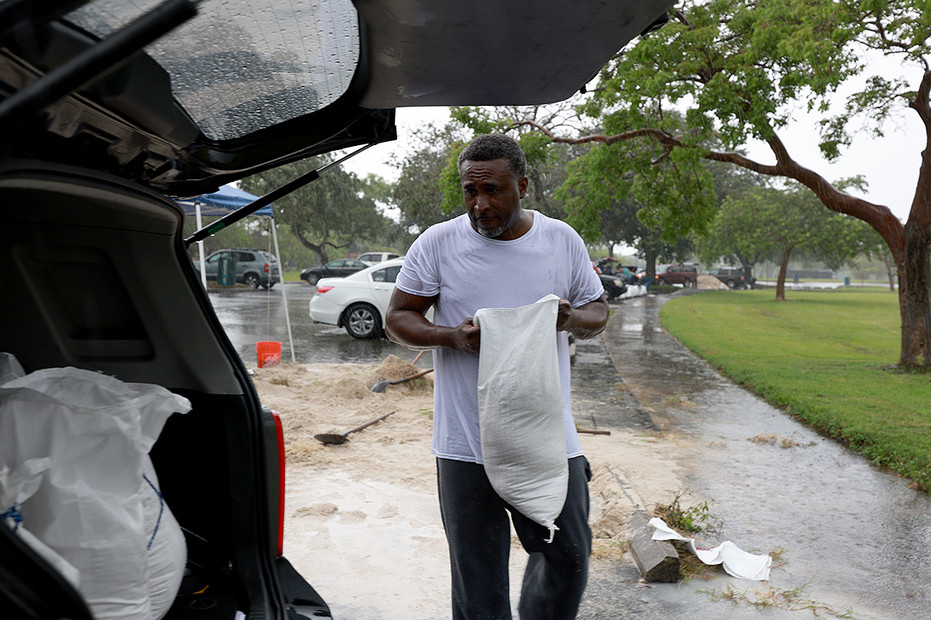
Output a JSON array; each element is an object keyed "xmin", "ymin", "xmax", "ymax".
[{"xmin": 252, "ymin": 357, "xmax": 685, "ymax": 619}]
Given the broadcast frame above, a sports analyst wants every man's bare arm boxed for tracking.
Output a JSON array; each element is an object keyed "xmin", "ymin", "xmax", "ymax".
[
  {"xmin": 556, "ymin": 295, "xmax": 609, "ymax": 340},
  {"xmin": 385, "ymin": 289, "xmax": 481, "ymax": 354}
]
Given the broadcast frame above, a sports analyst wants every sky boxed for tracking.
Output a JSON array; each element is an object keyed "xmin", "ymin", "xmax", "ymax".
[{"xmin": 341, "ymin": 102, "xmax": 922, "ymax": 225}]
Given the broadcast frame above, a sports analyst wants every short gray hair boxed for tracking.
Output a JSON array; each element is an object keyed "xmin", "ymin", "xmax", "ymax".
[{"xmin": 457, "ymin": 134, "xmax": 527, "ymax": 177}]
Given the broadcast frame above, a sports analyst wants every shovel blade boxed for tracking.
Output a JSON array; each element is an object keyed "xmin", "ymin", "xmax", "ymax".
[
  {"xmin": 314, "ymin": 433, "xmax": 348, "ymax": 445},
  {"xmin": 370, "ymin": 380, "xmax": 389, "ymax": 393}
]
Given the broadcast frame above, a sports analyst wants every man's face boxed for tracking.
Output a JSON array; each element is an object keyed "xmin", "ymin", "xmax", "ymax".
[{"xmin": 459, "ymin": 158, "xmax": 529, "ymax": 240}]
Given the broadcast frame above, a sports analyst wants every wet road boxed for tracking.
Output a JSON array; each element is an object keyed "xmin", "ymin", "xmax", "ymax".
[
  {"xmin": 208, "ymin": 284, "xmax": 930, "ymax": 619},
  {"xmin": 582, "ymin": 292, "xmax": 931, "ymax": 619},
  {"xmin": 206, "ymin": 282, "xmax": 432, "ymax": 367}
]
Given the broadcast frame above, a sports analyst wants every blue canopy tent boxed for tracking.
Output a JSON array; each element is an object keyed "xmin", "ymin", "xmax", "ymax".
[
  {"xmin": 176, "ymin": 185, "xmax": 295, "ymax": 362},
  {"xmin": 179, "ymin": 184, "xmax": 275, "ymax": 218}
]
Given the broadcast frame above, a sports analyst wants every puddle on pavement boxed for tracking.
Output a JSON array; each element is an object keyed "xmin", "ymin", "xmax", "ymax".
[{"xmin": 601, "ymin": 293, "xmax": 931, "ymax": 619}]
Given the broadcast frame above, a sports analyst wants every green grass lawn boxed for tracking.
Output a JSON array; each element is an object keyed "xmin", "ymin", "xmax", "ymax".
[
  {"xmin": 659, "ymin": 289, "xmax": 930, "ymax": 491},
  {"xmin": 283, "ymin": 269, "xmax": 303, "ymax": 283}
]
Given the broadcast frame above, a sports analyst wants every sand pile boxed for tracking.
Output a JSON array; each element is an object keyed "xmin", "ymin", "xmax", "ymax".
[{"xmin": 251, "ymin": 359, "xmax": 684, "ymax": 619}]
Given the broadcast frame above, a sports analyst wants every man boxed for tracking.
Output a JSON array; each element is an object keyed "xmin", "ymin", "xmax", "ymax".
[{"xmin": 385, "ymin": 134, "xmax": 609, "ymax": 619}]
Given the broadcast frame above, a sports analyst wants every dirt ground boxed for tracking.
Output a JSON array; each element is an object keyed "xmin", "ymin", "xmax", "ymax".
[{"xmin": 252, "ymin": 358, "xmax": 686, "ymax": 619}]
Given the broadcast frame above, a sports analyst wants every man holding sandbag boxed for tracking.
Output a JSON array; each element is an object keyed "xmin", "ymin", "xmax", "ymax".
[{"xmin": 386, "ymin": 133, "xmax": 608, "ymax": 620}]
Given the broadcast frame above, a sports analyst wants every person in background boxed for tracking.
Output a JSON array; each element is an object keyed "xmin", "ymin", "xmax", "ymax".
[{"xmin": 385, "ymin": 134, "xmax": 609, "ymax": 619}]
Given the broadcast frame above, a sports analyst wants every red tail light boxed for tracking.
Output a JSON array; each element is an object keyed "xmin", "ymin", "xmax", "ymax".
[
  {"xmin": 263, "ymin": 262, "xmax": 269, "ymax": 273},
  {"xmin": 316, "ymin": 285, "xmax": 334, "ymax": 294},
  {"xmin": 272, "ymin": 411, "xmax": 285, "ymax": 556}
]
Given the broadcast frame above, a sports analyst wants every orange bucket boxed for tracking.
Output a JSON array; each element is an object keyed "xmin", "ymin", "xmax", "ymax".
[{"xmin": 256, "ymin": 341, "xmax": 282, "ymax": 368}]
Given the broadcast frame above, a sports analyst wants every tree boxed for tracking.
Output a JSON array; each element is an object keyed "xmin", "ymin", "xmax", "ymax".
[
  {"xmin": 500, "ymin": 1, "xmax": 931, "ymax": 367},
  {"xmin": 554, "ymin": 143, "xmax": 693, "ymax": 279},
  {"xmin": 391, "ymin": 124, "xmax": 462, "ymax": 233},
  {"xmin": 241, "ymin": 156, "xmax": 392, "ymax": 266},
  {"xmin": 694, "ymin": 194, "xmax": 768, "ymax": 286},
  {"xmin": 707, "ymin": 183, "xmax": 880, "ymax": 300}
]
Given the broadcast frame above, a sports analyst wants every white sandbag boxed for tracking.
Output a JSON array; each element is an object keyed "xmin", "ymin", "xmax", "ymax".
[
  {"xmin": 1, "ymin": 459, "xmax": 80, "ymax": 588},
  {"xmin": 474, "ymin": 294, "xmax": 567, "ymax": 541},
  {"xmin": 0, "ymin": 366, "xmax": 191, "ymax": 619},
  {"xmin": 141, "ymin": 457, "xmax": 187, "ymax": 620}
]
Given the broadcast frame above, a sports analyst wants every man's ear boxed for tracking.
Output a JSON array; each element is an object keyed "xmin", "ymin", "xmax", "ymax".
[{"xmin": 518, "ymin": 175, "xmax": 529, "ymax": 199}]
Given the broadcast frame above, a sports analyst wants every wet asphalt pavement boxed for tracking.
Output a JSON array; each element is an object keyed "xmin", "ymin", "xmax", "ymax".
[
  {"xmin": 209, "ymin": 283, "xmax": 931, "ymax": 619},
  {"xmin": 580, "ymin": 292, "xmax": 931, "ymax": 620}
]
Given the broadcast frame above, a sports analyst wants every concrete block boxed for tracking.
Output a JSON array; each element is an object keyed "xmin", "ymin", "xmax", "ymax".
[{"xmin": 629, "ymin": 510, "xmax": 680, "ymax": 582}]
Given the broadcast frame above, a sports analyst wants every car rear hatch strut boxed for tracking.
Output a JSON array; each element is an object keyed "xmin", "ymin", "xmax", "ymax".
[{"xmin": 182, "ymin": 142, "xmax": 377, "ymax": 247}]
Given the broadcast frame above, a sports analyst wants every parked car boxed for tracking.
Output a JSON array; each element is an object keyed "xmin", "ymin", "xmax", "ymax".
[
  {"xmin": 192, "ymin": 248, "xmax": 281, "ymax": 289},
  {"xmin": 309, "ymin": 259, "xmax": 404, "ymax": 338},
  {"xmin": 0, "ymin": 1, "xmax": 669, "ymax": 618},
  {"xmin": 711, "ymin": 267, "xmax": 755, "ymax": 289},
  {"xmin": 300, "ymin": 258, "xmax": 369, "ymax": 285},
  {"xmin": 595, "ymin": 258, "xmax": 639, "ymax": 285},
  {"xmin": 357, "ymin": 251, "xmax": 402, "ymax": 266},
  {"xmin": 600, "ymin": 274, "xmax": 628, "ymax": 301},
  {"xmin": 593, "ymin": 260, "xmax": 628, "ymax": 301},
  {"xmin": 655, "ymin": 264, "xmax": 699, "ymax": 287}
]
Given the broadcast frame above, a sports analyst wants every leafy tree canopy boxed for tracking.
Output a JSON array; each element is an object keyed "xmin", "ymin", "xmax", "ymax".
[
  {"xmin": 492, "ymin": 0, "xmax": 931, "ymax": 366},
  {"xmin": 241, "ymin": 156, "xmax": 395, "ymax": 265}
]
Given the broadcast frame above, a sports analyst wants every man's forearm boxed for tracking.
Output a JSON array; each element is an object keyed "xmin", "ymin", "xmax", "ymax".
[
  {"xmin": 386, "ymin": 309, "xmax": 455, "ymax": 350},
  {"xmin": 566, "ymin": 298, "xmax": 609, "ymax": 340}
]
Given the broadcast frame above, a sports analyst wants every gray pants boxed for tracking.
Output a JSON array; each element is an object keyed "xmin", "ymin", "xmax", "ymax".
[{"xmin": 436, "ymin": 456, "xmax": 592, "ymax": 620}]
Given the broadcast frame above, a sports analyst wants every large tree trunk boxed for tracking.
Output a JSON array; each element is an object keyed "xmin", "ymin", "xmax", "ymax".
[
  {"xmin": 898, "ymin": 221, "xmax": 931, "ymax": 366},
  {"xmin": 644, "ymin": 247, "xmax": 658, "ymax": 281},
  {"xmin": 775, "ymin": 246, "xmax": 793, "ymax": 302},
  {"xmin": 293, "ymin": 230, "xmax": 328, "ymax": 265}
]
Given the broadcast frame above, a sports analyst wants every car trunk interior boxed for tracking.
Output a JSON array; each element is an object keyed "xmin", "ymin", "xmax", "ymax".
[{"xmin": 0, "ymin": 161, "xmax": 321, "ymax": 617}]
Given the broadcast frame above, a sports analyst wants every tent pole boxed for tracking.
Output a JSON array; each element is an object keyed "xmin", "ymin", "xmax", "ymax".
[
  {"xmin": 270, "ymin": 216, "xmax": 296, "ymax": 362},
  {"xmin": 196, "ymin": 202, "xmax": 207, "ymax": 289}
]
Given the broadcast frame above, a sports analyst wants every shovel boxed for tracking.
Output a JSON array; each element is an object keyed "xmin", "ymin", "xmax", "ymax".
[
  {"xmin": 314, "ymin": 411, "xmax": 396, "ymax": 446},
  {"xmin": 370, "ymin": 368, "xmax": 433, "ymax": 393}
]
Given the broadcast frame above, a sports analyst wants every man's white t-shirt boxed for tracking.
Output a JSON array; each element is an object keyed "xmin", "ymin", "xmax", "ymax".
[{"xmin": 395, "ymin": 211, "xmax": 604, "ymax": 464}]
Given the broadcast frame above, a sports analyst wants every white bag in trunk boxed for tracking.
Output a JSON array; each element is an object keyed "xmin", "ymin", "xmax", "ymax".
[
  {"xmin": 474, "ymin": 294, "xmax": 567, "ymax": 541},
  {"xmin": 0, "ymin": 366, "xmax": 190, "ymax": 619}
]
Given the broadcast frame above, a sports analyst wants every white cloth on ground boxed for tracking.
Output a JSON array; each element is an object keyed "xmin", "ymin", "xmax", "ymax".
[{"xmin": 649, "ymin": 517, "xmax": 772, "ymax": 581}]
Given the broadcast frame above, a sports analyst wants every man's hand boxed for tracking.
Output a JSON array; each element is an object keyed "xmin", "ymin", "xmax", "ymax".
[
  {"xmin": 556, "ymin": 298, "xmax": 575, "ymax": 332},
  {"xmin": 386, "ymin": 288, "xmax": 482, "ymax": 354},
  {"xmin": 451, "ymin": 317, "xmax": 481, "ymax": 354},
  {"xmin": 556, "ymin": 295, "xmax": 609, "ymax": 340}
]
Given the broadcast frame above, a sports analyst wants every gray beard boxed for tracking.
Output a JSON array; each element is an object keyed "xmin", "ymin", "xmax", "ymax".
[{"xmin": 472, "ymin": 219, "xmax": 510, "ymax": 239}]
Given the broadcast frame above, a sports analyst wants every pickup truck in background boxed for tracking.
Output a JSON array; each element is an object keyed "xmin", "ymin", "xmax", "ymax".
[{"xmin": 655, "ymin": 264, "xmax": 698, "ymax": 287}]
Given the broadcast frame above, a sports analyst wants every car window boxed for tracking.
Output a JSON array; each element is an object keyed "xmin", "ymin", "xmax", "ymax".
[
  {"xmin": 206, "ymin": 253, "xmax": 221, "ymax": 264},
  {"xmin": 237, "ymin": 252, "xmax": 254, "ymax": 261},
  {"xmin": 65, "ymin": 0, "xmax": 360, "ymax": 141},
  {"xmin": 359, "ymin": 254, "xmax": 376, "ymax": 262},
  {"xmin": 371, "ymin": 265, "xmax": 401, "ymax": 283}
]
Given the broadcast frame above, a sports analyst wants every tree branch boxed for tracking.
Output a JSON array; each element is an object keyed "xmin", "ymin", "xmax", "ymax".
[
  {"xmin": 511, "ymin": 119, "xmax": 907, "ymax": 265},
  {"xmin": 907, "ymin": 69, "xmax": 931, "ymax": 230}
]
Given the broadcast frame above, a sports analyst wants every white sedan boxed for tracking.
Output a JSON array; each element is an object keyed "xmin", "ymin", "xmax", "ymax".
[{"xmin": 309, "ymin": 258, "xmax": 406, "ymax": 339}]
